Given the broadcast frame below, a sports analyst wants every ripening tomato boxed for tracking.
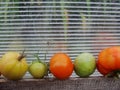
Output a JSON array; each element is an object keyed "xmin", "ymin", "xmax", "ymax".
[
  {"xmin": 0, "ymin": 51, "xmax": 28, "ymax": 80},
  {"xmin": 97, "ymin": 46, "xmax": 120, "ymax": 76},
  {"xmin": 50, "ymin": 52, "xmax": 73, "ymax": 80},
  {"xmin": 0, "ymin": 59, "xmax": 1, "ymax": 76},
  {"xmin": 74, "ymin": 53, "xmax": 96, "ymax": 77}
]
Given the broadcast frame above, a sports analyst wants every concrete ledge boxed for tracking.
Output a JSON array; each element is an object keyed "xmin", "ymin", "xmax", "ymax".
[{"xmin": 0, "ymin": 77, "xmax": 119, "ymax": 90}]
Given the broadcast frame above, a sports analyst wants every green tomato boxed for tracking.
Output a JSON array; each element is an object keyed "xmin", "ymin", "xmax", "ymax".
[
  {"xmin": 74, "ymin": 53, "xmax": 96, "ymax": 77},
  {"xmin": 28, "ymin": 61, "xmax": 48, "ymax": 79}
]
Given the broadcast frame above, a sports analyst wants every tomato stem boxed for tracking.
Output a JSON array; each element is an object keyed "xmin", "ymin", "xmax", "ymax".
[
  {"xmin": 18, "ymin": 50, "xmax": 26, "ymax": 61},
  {"xmin": 34, "ymin": 54, "xmax": 42, "ymax": 63}
]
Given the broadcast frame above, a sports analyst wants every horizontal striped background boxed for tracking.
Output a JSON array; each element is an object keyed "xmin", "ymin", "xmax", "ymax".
[{"xmin": 0, "ymin": 0, "xmax": 120, "ymax": 77}]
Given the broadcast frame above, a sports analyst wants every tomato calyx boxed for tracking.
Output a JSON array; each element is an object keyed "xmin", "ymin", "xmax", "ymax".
[
  {"xmin": 105, "ymin": 70, "xmax": 120, "ymax": 79},
  {"xmin": 18, "ymin": 50, "xmax": 26, "ymax": 61},
  {"xmin": 34, "ymin": 54, "xmax": 43, "ymax": 63}
]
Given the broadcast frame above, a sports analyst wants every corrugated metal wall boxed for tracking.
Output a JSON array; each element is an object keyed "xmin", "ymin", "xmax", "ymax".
[{"xmin": 0, "ymin": 0, "xmax": 120, "ymax": 77}]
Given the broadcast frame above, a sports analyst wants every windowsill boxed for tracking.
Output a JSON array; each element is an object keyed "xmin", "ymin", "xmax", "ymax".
[{"xmin": 0, "ymin": 76, "xmax": 119, "ymax": 90}]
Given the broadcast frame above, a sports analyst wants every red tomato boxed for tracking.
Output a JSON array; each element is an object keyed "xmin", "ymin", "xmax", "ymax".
[
  {"xmin": 50, "ymin": 52, "xmax": 73, "ymax": 80},
  {"xmin": 97, "ymin": 46, "xmax": 120, "ymax": 76}
]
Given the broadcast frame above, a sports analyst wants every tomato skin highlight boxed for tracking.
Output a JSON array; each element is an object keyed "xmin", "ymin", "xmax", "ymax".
[
  {"xmin": 97, "ymin": 46, "xmax": 120, "ymax": 76},
  {"xmin": 50, "ymin": 52, "xmax": 74, "ymax": 80}
]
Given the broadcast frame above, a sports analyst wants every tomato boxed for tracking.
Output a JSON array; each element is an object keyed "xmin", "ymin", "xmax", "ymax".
[
  {"xmin": 0, "ymin": 51, "xmax": 28, "ymax": 80},
  {"xmin": 28, "ymin": 54, "xmax": 48, "ymax": 79},
  {"xmin": 74, "ymin": 53, "xmax": 96, "ymax": 77},
  {"xmin": 29, "ymin": 62, "xmax": 48, "ymax": 79},
  {"xmin": 50, "ymin": 52, "xmax": 73, "ymax": 80},
  {"xmin": 0, "ymin": 59, "xmax": 1, "ymax": 76},
  {"xmin": 97, "ymin": 46, "xmax": 120, "ymax": 77}
]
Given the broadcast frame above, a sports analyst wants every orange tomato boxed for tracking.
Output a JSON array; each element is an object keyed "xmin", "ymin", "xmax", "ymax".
[
  {"xmin": 97, "ymin": 46, "xmax": 120, "ymax": 76},
  {"xmin": 50, "ymin": 52, "xmax": 73, "ymax": 80}
]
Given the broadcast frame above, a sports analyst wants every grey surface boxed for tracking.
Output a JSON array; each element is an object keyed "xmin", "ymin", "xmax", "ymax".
[{"xmin": 0, "ymin": 77, "xmax": 120, "ymax": 90}]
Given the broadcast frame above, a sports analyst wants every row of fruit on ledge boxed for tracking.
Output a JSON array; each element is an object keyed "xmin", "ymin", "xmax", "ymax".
[{"xmin": 0, "ymin": 46, "xmax": 120, "ymax": 80}]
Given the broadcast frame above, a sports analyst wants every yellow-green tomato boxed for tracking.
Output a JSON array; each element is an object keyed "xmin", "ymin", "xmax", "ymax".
[
  {"xmin": 74, "ymin": 52, "xmax": 96, "ymax": 77},
  {"xmin": 28, "ymin": 62, "xmax": 48, "ymax": 79},
  {"xmin": 0, "ymin": 52, "xmax": 28, "ymax": 80},
  {"xmin": 0, "ymin": 59, "xmax": 1, "ymax": 76}
]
